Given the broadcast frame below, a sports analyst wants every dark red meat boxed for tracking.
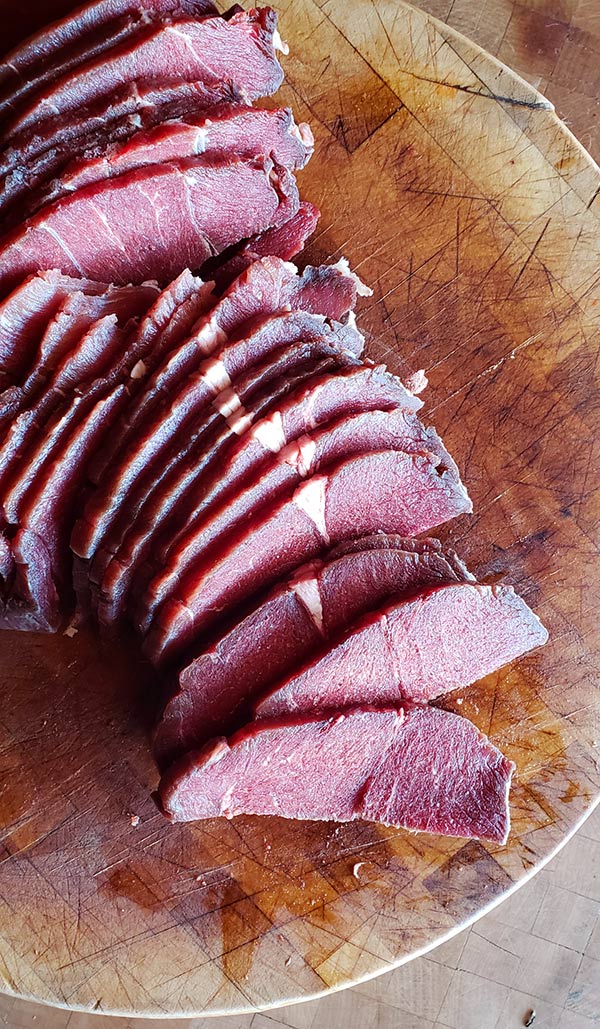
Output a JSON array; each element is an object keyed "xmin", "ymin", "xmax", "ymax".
[
  {"xmin": 0, "ymin": 156, "xmax": 298, "ymax": 293},
  {"xmin": 5, "ymin": 9, "xmax": 284, "ymax": 139},
  {"xmin": 71, "ymin": 311, "xmax": 362, "ymax": 564},
  {"xmin": 141, "ymin": 406, "xmax": 460, "ymax": 629},
  {"xmin": 88, "ymin": 257, "xmax": 358, "ymax": 488},
  {"xmin": 256, "ymin": 582, "xmax": 549, "ymax": 717},
  {"xmin": 0, "ymin": 79, "xmax": 242, "ymax": 198},
  {"xmin": 0, "ymin": 0, "xmax": 218, "ymax": 118},
  {"xmin": 0, "ymin": 317, "xmax": 126, "ymax": 521},
  {"xmin": 122, "ymin": 362, "xmax": 423, "ymax": 634},
  {"xmin": 0, "ymin": 281, "xmax": 158, "ymax": 426},
  {"xmin": 0, "ymin": 270, "xmax": 117, "ymax": 382},
  {"xmin": 143, "ymin": 447, "xmax": 473, "ymax": 665},
  {"xmin": 55, "ymin": 107, "xmax": 312, "ymax": 194},
  {"xmin": 210, "ymin": 202, "xmax": 321, "ymax": 292},
  {"xmin": 97, "ymin": 347, "xmax": 362, "ymax": 627},
  {"xmin": 153, "ymin": 537, "xmax": 474, "ymax": 767},
  {"xmin": 157, "ymin": 703, "xmax": 515, "ymax": 844},
  {"xmin": 0, "ymin": 387, "xmax": 124, "ymax": 630}
]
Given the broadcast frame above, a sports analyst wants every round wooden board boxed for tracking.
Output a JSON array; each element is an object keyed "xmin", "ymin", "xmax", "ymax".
[{"xmin": 1, "ymin": 0, "xmax": 600, "ymax": 1017}]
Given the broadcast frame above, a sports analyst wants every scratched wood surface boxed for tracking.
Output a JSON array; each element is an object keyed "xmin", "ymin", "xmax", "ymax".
[{"xmin": 1, "ymin": 0, "xmax": 600, "ymax": 1018}]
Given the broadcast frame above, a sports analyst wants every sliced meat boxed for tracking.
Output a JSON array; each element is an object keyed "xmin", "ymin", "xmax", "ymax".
[
  {"xmin": 139, "ymin": 406, "xmax": 460, "ymax": 634},
  {"xmin": 0, "ymin": 388, "xmax": 124, "ymax": 630},
  {"xmin": 156, "ymin": 255, "xmax": 364, "ymax": 361},
  {"xmin": 5, "ymin": 9, "xmax": 285, "ymax": 139},
  {"xmin": 96, "ymin": 347, "xmax": 363, "ymax": 627},
  {"xmin": 0, "ymin": 530, "xmax": 60, "ymax": 632},
  {"xmin": 255, "ymin": 582, "xmax": 549, "ymax": 718},
  {"xmin": 0, "ymin": 156, "xmax": 298, "ymax": 294},
  {"xmin": 0, "ymin": 317, "xmax": 127, "ymax": 521},
  {"xmin": 153, "ymin": 537, "xmax": 474, "ymax": 767},
  {"xmin": 88, "ymin": 256, "xmax": 357, "ymax": 487},
  {"xmin": 209, "ymin": 201, "xmax": 321, "ymax": 291},
  {"xmin": 0, "ymin": 0, "xmax": 218, "ymax": 118},
  {"xmin": 0, "ymin": 79, "xmax": 242, "ymax": 189},
  {"xmin": 0, "ymin": 281, "xmax": 158, "ymax": 426},
  {"xmin": 157, "ymin": 703, "xmax": 515, "ymax": 844},
  {"xmin": 122, "ymin": 362, "xmax": 423, "ymax": 632},
  {"xmin": 0, "ymin": 269, "xmax": 115, "ymax": 382},
  {"xmin": 71, "ymin": 312, "xmax": 362, "ymax": 563},
  {"xmin": 4, "ymin": 107, "xmax": 313, "ymax": 226},
  {"xmin": 50, "ymin": 107, "xmax": 313, "ymax": 197},
  {"xmin": 143, "ymin": 447, "xmax": 473, "ymax": 665}
]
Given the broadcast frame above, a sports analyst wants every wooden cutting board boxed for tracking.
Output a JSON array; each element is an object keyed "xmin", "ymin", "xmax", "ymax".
[{"xmin": 1, "ymin": 0, "xmax": 599, "ymax": 1017}]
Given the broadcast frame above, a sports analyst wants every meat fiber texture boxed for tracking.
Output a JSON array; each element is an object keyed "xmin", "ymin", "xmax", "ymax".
[
  {"xmin": 4, "ymin": 8, "xmax": 285, "ymax": 139},
  {"xmin": 72, "ymin": 311, "xmax": 362, "ymax": 572},
  {"xmin": 0, "ymin": 281, "xmax": 158, "ymax": 427},
  {"xmin": 96, "ymin": 347, "xmax": 363, "ymax": 627},
  {"xmin": 0, "ymin": 79, "xmax": 243, "ymax": 191},
  {"xmin": 157, "ymin": 703, "xmax": 515, "ymax": 844},
  {"xmin": 0, "ymin": 317, "xmax": 126, "ymax": 522},
  {"xmin": 255, "ymin": 582, "xmax": 549, "ymax": 718},
  {"xmin": 0, "ymin": 270, "xmax": 131, "ymax": 381},
  {"xmin": 0, "ymin": 155, "xmax": 298, "ymax": 294},
  {"xmin": 0, "ymin": 388, "xmax": 124, "ymax": 630},
  {"xmin": 81, "ymin": 321, "xmax": 362, "ymax": 616},
  {"xmin": 138, "ymin": 404, "xmax": 460, "ymax": 637},
  {"xmin": 71, "ymin": 267, "xmax": 364, "ymax": 564},
  {"xmin": 6, "ymin": 107, "xmax": 313, "ymax": 228},
  {"xmin": 143, "ymin": 447, "xmax": 473, "ymax": 665},
  {"xmin": 71, "ymin": 271, "xmax": 215, "ymax": 614},
  {"xmin": 0, "ymin": 0, "xmax": 218, "ymax": 121},
  {"xmin": 153, "ymin": 536, "xmax": 475, "ymax": 767},
  {"xmin": 208, "ymin": 202, "xmax": 321, "ymax": 292},
  {"xmin": 110, "ymin": 362, "xmax": 422, "ymax": 634},
  {"xmin": 87, "ymin": 256, "xmax": 360, "ymax": 487},
  {"xmin": 50, "ymin": 107, "xmax": 313, "ymax": 197}
]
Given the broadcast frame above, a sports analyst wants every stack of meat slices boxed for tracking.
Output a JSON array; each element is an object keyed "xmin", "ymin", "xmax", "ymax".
[{"xmin": 0, "ymin": 0, "xmax": 548, "ymax": 846}]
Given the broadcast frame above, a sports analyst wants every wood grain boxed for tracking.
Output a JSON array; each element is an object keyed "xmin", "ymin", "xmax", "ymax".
[{"xmin": 1, "ymin": 0, "xmax": 600, "ymax": 1017}]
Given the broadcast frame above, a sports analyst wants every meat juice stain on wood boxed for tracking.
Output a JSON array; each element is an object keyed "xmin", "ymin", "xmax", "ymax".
[{"xmin": 0, "ymin": 0, "xmax": 599, "ymax": 1016}]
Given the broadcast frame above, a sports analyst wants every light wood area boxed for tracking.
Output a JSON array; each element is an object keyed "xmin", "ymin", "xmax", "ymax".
[
  {"xmin": 2, "ymin": 802, "xmax": 600, "ymax": 1027},
  {"xmin": 1, "ymin": 0, "xmax": 600, "ymax": 1020}
]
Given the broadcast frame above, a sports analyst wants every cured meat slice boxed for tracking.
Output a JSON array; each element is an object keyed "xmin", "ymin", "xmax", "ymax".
[
  {"xmin": 208, "ymin": 202, "xmax": 321, "ymax": 291},
  {"xmin": 153, "ymin": 537, "xmax": 474, "ymax": 766},
  {"xmin": 51, "ymin": 107, "xmax": 313, "ymax": 196},
  {"xmin": 87, "ymin": 257, "xmax": 358, "ymax": 487},
  {"xmin": 143, "ymin": 447, "xmax": 473, "ymax": 665},
  {"xmin": 0, "ymin": 156, "xmax": 298, "ymax": 293},
  {"xmin": 98, "ymin": 347, "xmax": 362, "ymax": 626},
  {"xmin": 160, "ymin": 255, "xmax": 364, "ymax": 359},
  {"xmin": 157, "ymin": 703, "xmax": 515, "ymax": 844},
  {"xmin": 0, "ymin": 0, "xmax": 218, "ymax": 118},
  {"xmin": 255, "ymin": 583, "xmax": 549, "ymax": 718},
  {"xmin": 140, "ymin": 406, "xmax": 460, "ymax": 633},
  {"xmin": 0, "ymin": 79, "xmax": 242, "ymax": 187},
  {"xmin": 0, "ymin": 317, "xmax": 126, "ymax": 520},
  {"xmin": 0, "ymin": 270, "xmax": 116, "ymax": 382},
  {"xmin": 124, "ymin": 362, "xmax": 423, "ymax": 633},
  {"xmin": 72, "ymin": 312, "xmax": 362, "ymax": 562},
  {"xmin": 0, "ymin": 388, "xmax": 124, "ymax": 630},
  {"xmin": 0, "ymin": 281, "xmax": 157, "ymax": 425},
  {"xmin": 5, "ymin": 9, "xmax": 285, "ymax": 139},
  {"xmin": 5, "ymin": 107, "xmax": 313, "ymax": 226}
]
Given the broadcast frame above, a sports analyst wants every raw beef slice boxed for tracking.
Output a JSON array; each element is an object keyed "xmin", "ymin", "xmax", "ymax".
[{"xmin": 157, "ymin": 703, "xmax": 515, "ymax": 844}]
